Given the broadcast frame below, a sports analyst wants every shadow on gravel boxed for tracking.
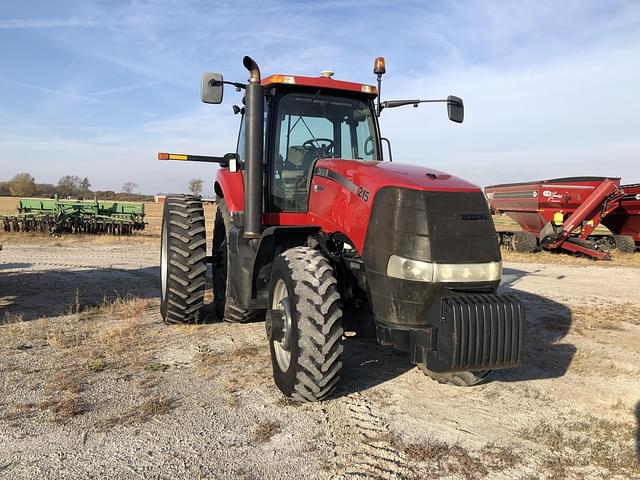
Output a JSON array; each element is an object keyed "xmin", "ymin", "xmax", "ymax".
[
  {"xmin": 0, "ymin": 266, "xmax": 160, "ymax": 321},
  {"xmin": 636, "ymin": 402, "xmax": 640, "ymax": 463},
  {"xmin": 333, "ymin": 266, "xmax": 577, "ymax": 394},
  {"xmin": 493, "ymin": 267, "xmax": 576, "ymax": 382},
  {"xmin": 337, "ymin": 337, "xmax": 413, "ymax": 397},
  {"xmin": 0, "ymin": 263, "xmax": 32, "ymax": 270}
]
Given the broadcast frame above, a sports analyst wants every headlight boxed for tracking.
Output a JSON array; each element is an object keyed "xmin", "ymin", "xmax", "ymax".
[{"xmin": 387, "ymin": 255, "xmax": 502, "ymax": 283}]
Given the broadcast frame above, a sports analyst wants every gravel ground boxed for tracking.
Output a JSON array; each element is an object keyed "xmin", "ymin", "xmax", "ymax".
[{"xmin": 1, "ymin": 241, "xmax": 639, "ymax": 479}]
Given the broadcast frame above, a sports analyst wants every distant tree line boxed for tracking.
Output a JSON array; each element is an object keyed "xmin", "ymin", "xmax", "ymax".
[{"xmin": 0, "ymin": 173, "xmax": 153, "ymax": 201}]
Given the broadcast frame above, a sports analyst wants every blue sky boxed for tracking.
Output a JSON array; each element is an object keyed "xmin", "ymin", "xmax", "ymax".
[{"xmin": 0, "ymin": 0, "xmax": 639, "ymax": 196}]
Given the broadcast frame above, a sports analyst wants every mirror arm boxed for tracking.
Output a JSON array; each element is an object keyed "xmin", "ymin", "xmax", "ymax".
[
  {"xmin": 381, "ymin": 99, "xmax": 450, "ymax": 109},
  {"xmin": 212, "ymin": 79, "xmax": 247, "ymax": 91}
]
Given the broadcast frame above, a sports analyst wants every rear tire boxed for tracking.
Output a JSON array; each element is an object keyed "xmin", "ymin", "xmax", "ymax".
[
  {"xmin": 511, "ymin": 231, "xmax": 538, "ymax": 253},
  {"xmin": 419, "ymin": 365, "xmax": 491, "ymax": 386},
  {"xmin": 613, "ymin": 234, "xmax": 636, "ymax": 253},
  {"xmin": 212, "ymin": 198, "xmax": 257, "ymax": 323},
  {"xmin": 160, "ymin": 195, "xmax": 207, "ymax": 324},
  {"xmin": 267, "ymin": 247, "xmax": 343, "ymax": 402}
]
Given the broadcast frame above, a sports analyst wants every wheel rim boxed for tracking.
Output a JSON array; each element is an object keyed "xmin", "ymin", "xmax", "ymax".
[
  {"xmin": 272, "ymin": 278, "xmax": 293, "ymax": 371},
  {"xmin": 161, "ymin": 221, "xmax": 168, "ymax": 303}
]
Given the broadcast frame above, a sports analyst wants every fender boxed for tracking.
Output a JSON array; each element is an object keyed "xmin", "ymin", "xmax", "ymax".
[
  {"xmin": 215, "ymin": 168, "xmax": 245, "ymax": 213},
  {"xmin": 250, "ymin": 225, "xmax": 321, "ymax": 305}
]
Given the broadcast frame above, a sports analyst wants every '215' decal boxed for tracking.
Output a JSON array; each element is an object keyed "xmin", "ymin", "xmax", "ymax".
[{"xmin": 356, "ymin": 186, "xmax": 370, "ymax": 202}]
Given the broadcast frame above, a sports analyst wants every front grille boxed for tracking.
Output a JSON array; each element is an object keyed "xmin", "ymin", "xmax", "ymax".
[
  {"xmin": 362, "ymin": 187, "xmax": 502, "ymax": 327},
  {"xmin": 429, "ymin": 294, "xmax": 524, "ymax": 372}
]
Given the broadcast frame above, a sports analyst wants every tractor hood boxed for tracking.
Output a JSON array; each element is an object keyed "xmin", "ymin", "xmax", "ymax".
[
  {"xmin": 307, "ymin": 158, "xmax": 491, "ymax": 255},
  {"xmin": 314, "ymin": 159, "xmax": 481, "ymax": 194}
]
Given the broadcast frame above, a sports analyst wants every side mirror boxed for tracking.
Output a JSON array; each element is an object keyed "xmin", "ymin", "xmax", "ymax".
[
  {"xmin": 224, "ymin": 153, "xmax": 239, "ymax": 173},
  {"xmin": 201, "ymin": 73, "xmax": 224, "ymax": 104},
  {"xmin": 447, "ymin": 95, "xmax": 464, "ymax": 123}
]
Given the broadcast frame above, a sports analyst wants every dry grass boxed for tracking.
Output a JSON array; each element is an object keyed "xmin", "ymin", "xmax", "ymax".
[
  {"xmin": 384, "ymin": 434, "xmax": 522, "ymax": 479},
  {"xmin": 99, "ymin": 395, "xmax": 176, "ymax": 429},
  {"xmin": 501, "ymin": 248, "xmax": 640, "ymax": 267},
  {"xmin": 254, "ymin": 420, "xmax": 281, "ymax": 443},
  {"xmin": 0, "ymin": 295, "xmax": 152, "ymax": 371},
  {"xmin": 1, "ymin": 395, "xmax": 88, "ymax": 424},
  {"xmin": 571, "ymin": 302, "xmax": 639, "ymax": 332},
  {"xmin": 198, "ymin": 344, "xmax": 264, "ymax": 370},
  {"xmin": 196, "ymin": 340, "xmax": 271, "ymax": 406},
  {"xmin": 45, "ymin": 371, "xmax": 84, "ymax": 395},
  {"xmin": 38, "ymin": 396, "xmax": 89, "ymax": 422},
  {"xmin": 520, "ymin": 413, "xmax": 639, "ymax": 478},
  {"xmin": 0, "ymin": 295, "xmax": 157, "ymax": 427},
  {"xmin": 0, "ymin": 196, "xmax": 19, "ymax": 214}
]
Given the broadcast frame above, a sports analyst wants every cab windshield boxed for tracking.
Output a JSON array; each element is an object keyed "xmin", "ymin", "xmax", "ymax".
[
  {"xmin": 273, "ymin": 91, "xmax": 379, "ymax": 165},
  {"xmin": 270, "ymin": 91, "xmax": 379, "ymax": 212}
]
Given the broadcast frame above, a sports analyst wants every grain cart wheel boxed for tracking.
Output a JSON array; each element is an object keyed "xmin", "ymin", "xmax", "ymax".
[
  {"xmin": 266, "ymin": 247, "xmax": 344, "ymax": 402},
  {"xmin": 511, "ymin": 231, "xmax": 538, "ymax": 253},
  {"xmin": 211, "ymin": 198, "xmax": 256, "ymax": 323},
  {"xmin": 613, "ymin": 235, "xmax": 636, "ymax": 253},
  {"xmin": 419, "ymin": 365, "xmax": 491, "ymax": 387},
  {"xmin": 160, "ymin": 195, "xmax": 207, "ymax": 324}
]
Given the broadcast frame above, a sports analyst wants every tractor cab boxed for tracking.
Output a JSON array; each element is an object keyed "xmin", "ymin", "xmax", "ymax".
[{"xmin": 258, "ymin": 76, "xmax": 381, "ymax": 212}]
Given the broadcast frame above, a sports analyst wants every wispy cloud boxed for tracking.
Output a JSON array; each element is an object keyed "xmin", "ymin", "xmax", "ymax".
[
  {"xmin": 0, "ymin": 17, "xmax": 106, "ymax": 29},
  {"xmin": 94, "ymin": 81, "xmax": 158, "ymax": 97},
  {"xmin": 0, "ymin": 77, "xmax": 98, "ymax": 103}
]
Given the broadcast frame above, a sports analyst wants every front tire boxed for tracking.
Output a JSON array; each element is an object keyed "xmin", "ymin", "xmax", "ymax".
[
  {"xmin": 160, "ymin": 195, "xmax": 207, "ymax": 324},
  {"xmin": 267, "ymin": 247, "xmax": 343, "ymax": 402}
]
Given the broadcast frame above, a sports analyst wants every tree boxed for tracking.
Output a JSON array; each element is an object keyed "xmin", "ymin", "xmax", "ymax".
[
  {"xmin": 122, "ymin": 182, "xmax": 138, "ymax": 199},
  {"xmin": 57, "ymin": 175, "xmax": 81, "ymax": 198},
  {"xmin": 79, "ymin": 177, "xmax": 92, "ymax": 197},
  {"xmin": 9, "ymin": 173, "xmax": 36, "ymax": 196},
  {"xmin": 188, "ymin": 178, "xmax": 204, "ymax": 197},
  {"xmin": 35, "ymin": 183, "xmax": 57, "ymax": 197}
]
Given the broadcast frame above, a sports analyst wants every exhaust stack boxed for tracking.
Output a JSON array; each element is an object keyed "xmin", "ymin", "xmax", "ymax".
[{"xmin": 242, "ymin": 56, "xmax": 264, "ymax": 240}]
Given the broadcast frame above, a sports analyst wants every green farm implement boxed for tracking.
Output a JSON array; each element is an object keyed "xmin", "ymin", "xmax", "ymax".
[{"xmin": 1, "ymin": 196, "xmax": 146, "ymax": 235}]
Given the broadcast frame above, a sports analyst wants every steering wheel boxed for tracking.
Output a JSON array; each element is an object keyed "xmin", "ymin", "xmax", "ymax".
[{"xmin": 303, "ymin": 138, "xmax": 335, "ymax": 157}]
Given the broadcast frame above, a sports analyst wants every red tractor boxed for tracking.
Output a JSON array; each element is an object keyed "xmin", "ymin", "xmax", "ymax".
[{"xmin": 159, "ymin": 56, "xmax": 524, "ymax": 401}]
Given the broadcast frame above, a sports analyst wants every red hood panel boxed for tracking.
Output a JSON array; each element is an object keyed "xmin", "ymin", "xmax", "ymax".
[{"xmin": 315, "ymin": 159, "xmax": 480, "ymax": 193}]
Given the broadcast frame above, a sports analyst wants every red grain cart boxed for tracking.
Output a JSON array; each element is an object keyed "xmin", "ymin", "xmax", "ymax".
[
  {"xmin": 601, "ymin": 183, "xmax": 640, "ymax": 252},
  {"xmin": 485, "ymin": 177, "xmax": 631, "ymax": 259}
]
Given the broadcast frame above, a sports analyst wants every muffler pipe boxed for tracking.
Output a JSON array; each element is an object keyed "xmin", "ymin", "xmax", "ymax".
[{"xmin": 242, "ymin": 56, "xmax": 263, "ymax": 240}]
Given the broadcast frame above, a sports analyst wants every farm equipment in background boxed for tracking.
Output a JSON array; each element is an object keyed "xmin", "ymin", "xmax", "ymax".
[
  {"xmin": 1, "ymin": 196, "xmax": 145, "ymax": 235},
  {"xmin": 158, "ymin": 55, "xmax": 525, "ymax": 402},
  {"xmin": 601, "ymin": 183, "xmax": 640, "ymax": 252},
  {"xmin": 485, "ymin": 177, "xmax": 638, "ymax": 259}
]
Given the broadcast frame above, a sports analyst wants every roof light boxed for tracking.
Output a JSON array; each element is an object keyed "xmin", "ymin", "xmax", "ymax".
[
  {"xmin": 270, "ymin": 75, "xmax": 296, "ymax": 85},
  {"xmin": 320, "ymin": 70, "xmax": 334, "ymax": 78},
  {"xmin": 361, "ymin": 85, "xmax": 373, "ymax": 93},
  {"xmin": 374, "ymin": 56, "xmax": 386, "ymax": 75}
]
